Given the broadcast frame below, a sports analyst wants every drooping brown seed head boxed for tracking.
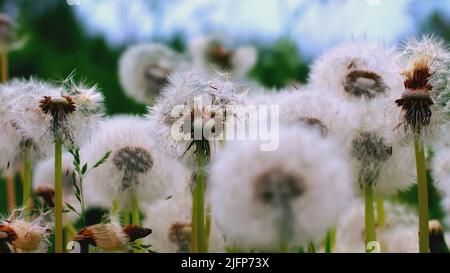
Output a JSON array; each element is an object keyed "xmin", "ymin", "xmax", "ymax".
[
  {"xmin": 35, "ymin": 185, "xmax": 55, "ymax": 208},
  {"xmin": 344, "ymin": 70, "xmax": 388, "ymax": 99},
  {"xmin": 298, "ymin": 117, "xmax": 329, "ymax": 137},
  {"xmin": 207, "ymin": 42, "xmax": 233, "ymax": 70},
  {"xmin": 168, "ymin": 222, "xmax": 191, "ymax": 253},
  {"xmin": 396, "ymin": 58, "xmax": 435, "ymax": 133},
  {"xmin": 113, "ymin": 146, "xmax": 153, "ymax": 190},
  {"xmin": 0, "ymin": 225, "xmax": 17, "ymax": 242},
  {"xmin": 122, "ymin": 224, "xmax": 152, "ymax": 242},
  {"xmin": 254, "ymin": 168, "xmax": 304, "ymax": 207}
]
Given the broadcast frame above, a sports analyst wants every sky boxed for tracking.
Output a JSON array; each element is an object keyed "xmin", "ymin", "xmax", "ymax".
[{"xmin": 70, "ymin": 0, "xmax": 450, "ymax": 57}]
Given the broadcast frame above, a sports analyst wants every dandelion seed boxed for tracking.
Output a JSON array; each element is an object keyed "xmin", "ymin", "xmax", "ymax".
[{"xmin": 209, "ymin": 126, "xmax": 353, "ymax": 250}]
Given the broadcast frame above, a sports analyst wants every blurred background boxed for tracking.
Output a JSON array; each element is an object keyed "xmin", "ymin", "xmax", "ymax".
[{"xmin": 1, "ymin": 0, "xmax": 450, "ymax": 219}]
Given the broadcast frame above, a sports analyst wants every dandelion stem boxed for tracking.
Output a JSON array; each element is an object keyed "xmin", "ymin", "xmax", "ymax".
[
  {"xmin": 23, "ymin": 149, "xmax": 32, "ymax": 213},
  {"xmin": 64, "ymin": 223, "xmax": 77, "ymax": 243},
  {"xmin": 307, "ymin": 242, "xmax": 315, "ymax": 253},
  {"xmin": 54, "ymin": 138, "xmax": 64, "ymax": 253},
  {"xmin": 325, "ymin": 228, "xmax": 336, "ymax": 253},
  {"xmin": 205, "ymin": 204, "xmax": 212, "ymax": 252},
  {"xmin": 364, "ymin": 185, "xmax": 377, "ymax": 252},
  {"xmin": 376, "ymin": 196, "xmax": 385, "ymax": 228},
  {"xmin": 123, "ymin": 208, "xmax": 130, "ymax": 226},
  {"xmin": 131, "ymin": 193, "xmax": 139, "ymax": 225},
  {"xmin": 191, "ymin": 185, "xmax": 198, "ymax": 252},
  {"xmin": 414, "ymin": 134, "xmax": 430, "ymax": 253},
  {"xmin": 5, "ymin": 174, "xmax": 16, "ymax": 213},
  {"xmin": 112, "ymin": 198, "xmax": 121, "ymax": 216},
  {"xmin": 194, "ymin": 152, "xmax": 207, "ymax": 253},
  {"xmin": 0, "ymin": 50, "xmax": 8, "ymax": 83}
]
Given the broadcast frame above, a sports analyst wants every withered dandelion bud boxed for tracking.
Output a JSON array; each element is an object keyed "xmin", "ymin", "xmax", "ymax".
[
  {"xmin": 395, "ymin": 59, "xmax": 435, "ymax": 133},
  {"xmin": 39, "ymin": 95, "xmax": 76, "ymax": 141},
  {"xmin": 35, "ymin": 185, "xmax": 55, "ymax": 208},
  {"xmin": 74, "ymin": 223, "xmax": 151, "ymax": 252},
  {"xmin": 168, "ymin": 223, "xmax": 192, "ymax": 253}
]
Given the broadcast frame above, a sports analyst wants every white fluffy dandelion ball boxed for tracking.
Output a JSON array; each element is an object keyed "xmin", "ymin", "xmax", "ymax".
[
  {"xmin": 209, "ymin": 125, "xmax": 353, "ymax": 250},
  {"xmin": 119, "ymin": 43, "xmax": 184, "ymax": 105},
  {"xmin": 309, "ymin": 41, "xmax": 402, "ymax": 101},
  {"xmin": 81, "ymin": 115, "xmax": 185, "ymax": 208},
  {"xmin": 148, "ymin": 71, "xmax": 245, "ymax": 168}
]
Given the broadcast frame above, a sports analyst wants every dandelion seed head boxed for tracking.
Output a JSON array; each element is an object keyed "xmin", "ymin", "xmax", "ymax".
[
  {"xmin": 148, "ymin": 71, "xmax": 245, "ymax": 168},
  {"xmin": 309, "ymin": 42, "xmax": 401, "ymax": 101},
  {"xmin": 82, "ymin": 115, "xmax": 183, "ymax": 206},
  {"xmin": 119, "ymin": 43, "xmax": 184, "ymax": 104},
  {"xmin": 396, "ymin": 36, "xmax": 450, "ymax": 135},
  {"xmin": 209, "ymin": 126, "xmax": 353, "ymax": 249},
  {"xmin": 189, "ymin": 36, "xmax": 257, "ymax": 79},
  {"xmin": 143, "ymin": 190, "xmax": 225, "ymax": 253},
  {"xmin": 112, "ymin": 146, "xmax": 154, "ymax": 191}
]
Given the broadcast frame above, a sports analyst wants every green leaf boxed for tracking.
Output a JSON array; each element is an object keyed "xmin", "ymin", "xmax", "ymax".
[
  {"xmin": 81, "ymin": 163, "xmax": 88, "ymax": 175},
  {"xmin": 93, "ymin": 151, "xmax": 111, "ymax": 168},
  {"xmin": 64, "ymin": 202, "xmax": 81, "ymax": 217}
]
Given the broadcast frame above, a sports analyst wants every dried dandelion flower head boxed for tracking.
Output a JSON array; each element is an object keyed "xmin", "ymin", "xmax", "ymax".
[
  {"xmin": 209, "ymin": 126, "xmax": 353, "ymax": 250},
  {"xmin": 119, "ymin": 43, "xmax": 184, "ymax": 105},
  {"xmin": 143, "ymin": 190, "xmax": 225, "ymax": 253},
  {"xmin": 74, "ymin": 219, "xmax": 152, "ymax": 252},
  {"xmin": 309, "ymin": 42, "xmax": 402, "ymax": 101},
  {"xmin": 1, "ymin": 78, "xmax": 104, "ymax": 161},
  {"xmin": 189, "ymin": 36, "xmax": 257, "ymax": 79},
  {"xmin": 81, "ymin": 115, "xmax": 183, "ymax": 207},
  {"xmin": 395, "ymin": 36, "xmax": 450, "ymax": 135},
  {"xmin": 347, "ymin": 102, "xmax": 415, "ymax": 197},
  {"xmin": 335, "ymin": 201, "xmax": 419, "ymax": 253},
  {"xmin": 0, "ymin": 209, "xmax": 51, "ymax": 253},
  {"xmin": 148, "ymin": 71, "xmax": 245, "ymax": 168},
  {"xmin": 0, "ymin": 13, "xmax": 16, "ymax": 52}
]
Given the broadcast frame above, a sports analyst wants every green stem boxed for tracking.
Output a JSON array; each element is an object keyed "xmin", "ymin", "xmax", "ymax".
[
  {"xmin": 23, "ymin": 147, "xmax": 32, "ymax": 213},
  {"xmin": 112, "ymin": 199, "xmax": 121, "ymax": 216},
  {"xmin": 131, "ymin": 193, "xmax": 140, "ymax": 225},
  {"xmin": 307, "ymin": 242, "xmax": 315, "ymax": 253},
  {"xmin": 191, "ymin": 185, "xmax": 198, "ymax": 252},
  {"xmin": 376, "ymin": 196, "xmax": 385, "ymax": 228},
  {"xmin": 325, "ymin": 228, "xmax": 336, "ymax": 253},
  {"xmin": 364, "ymin": 185, "xmax": 377, "ymax": 253},
  {"xmin": 54, "ymin": 139, "xmax": 64, "ymax": 253},
  {"xmin": 194, "ymin": 152, "xmax": 206, "ymax": 253},
  {"xmin": 123, "ymin": 209, "xmax": 130, "ymax": 226},
  {"xmin": 414, "ymin": 134, "xmax": 430, "ymax": 253},
  {"xmin": 205, "ymin": 205, "xmax": 212, "ymax": 252}
]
